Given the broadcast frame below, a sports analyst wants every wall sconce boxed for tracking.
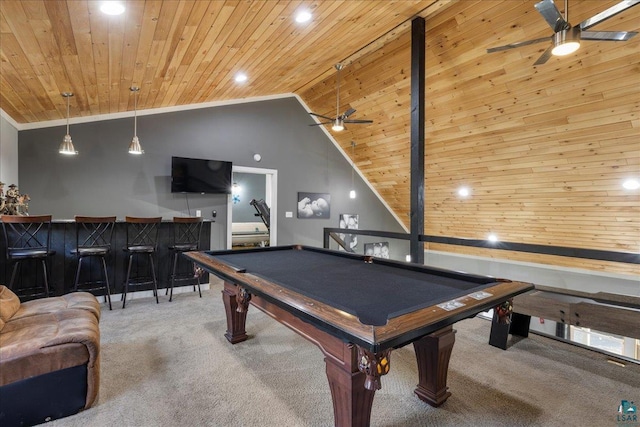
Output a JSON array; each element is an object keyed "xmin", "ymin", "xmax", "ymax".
[
  {"xmin": 58, "ymin": 92, "xmax": 77, "ymax": 155},
  {"xmin": 128, "ymin": 87, "xmax": 143, "ymax": 155},
  {"xmin": 232, "ymin": 182, "xmax": 241, "ymax": 204}
]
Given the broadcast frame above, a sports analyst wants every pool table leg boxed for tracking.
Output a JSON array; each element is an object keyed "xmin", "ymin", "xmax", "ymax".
[
  {"xmin": 325, "ymin": 346, "xmax": 376, "ymax": 427},
  {"xmin": 221, "ymin": 281, "xmax": 249, "ymax": 343},
  {"xmin": 413, "ymin": 325, "xmax": 456, "ymax": 407}
]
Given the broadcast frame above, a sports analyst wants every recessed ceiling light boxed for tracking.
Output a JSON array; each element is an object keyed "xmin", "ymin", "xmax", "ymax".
[
  {"xmin": 487, "ymin": 233, "xmax": 499, "ymax": 243},
  {"xmin": 234, "ymin": 73, "xmax": 247, "ymax": 83},
  {"xmin": 622, "ymin": 178, "xmax": 640, "ymax": 190},
  {"xmin": 295, "ymin": 10, "xmax": 312, "ymax": 23},
  {"xmin": 100, "ymin": 1, "xmax": 125, "ymax": 15},
  {"xmin": 457, "ymin": 186, "xmax": 470, "ymax": 197}
]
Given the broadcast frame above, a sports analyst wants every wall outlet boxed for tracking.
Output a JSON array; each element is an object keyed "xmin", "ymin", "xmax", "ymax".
[
  {"xmin": 285, "ymin": 211, "xmax": 293, "ymax": 218},
  {"xmin": 195, "ymin": 210, "xmax": 201, "ymax": 217}
]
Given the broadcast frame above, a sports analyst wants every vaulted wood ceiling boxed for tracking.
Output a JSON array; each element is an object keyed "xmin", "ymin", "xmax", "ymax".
[{"xmin": 2, "ymin": 0, "xmax": 638, "ymax": 274}]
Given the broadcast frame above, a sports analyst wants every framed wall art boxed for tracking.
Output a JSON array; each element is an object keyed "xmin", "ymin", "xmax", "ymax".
[
  {"xmin": 297, "ymin": 192, "xmax": 330, "ymax": 219},
  {"xmin": 338, "ymin": 213, "xmax": 358, "ymax": 251},
  {"xmin": 364, "ymin": 241, "xmax": 390, "ymax": 259}
]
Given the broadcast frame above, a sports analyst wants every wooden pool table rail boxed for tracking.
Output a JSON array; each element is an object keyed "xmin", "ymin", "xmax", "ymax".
[{"xmin": 186, "ymin": 250, "xmax": 533, "ymax": 351}]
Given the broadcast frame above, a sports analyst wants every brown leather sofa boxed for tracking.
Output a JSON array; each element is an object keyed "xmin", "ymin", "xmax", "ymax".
[{"xmin": 0, "ymin": 285, "xmax": 101, "ymax": 426}]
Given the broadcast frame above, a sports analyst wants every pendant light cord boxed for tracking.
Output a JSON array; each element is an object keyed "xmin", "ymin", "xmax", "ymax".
[
  {"xmin": 351, "ymin": 141, "xmax": 355, "ymax": 187},
  {"xmin": 336, "ymin": 65, "xmax": 341, "ymax": 116},
  {"xmin": 66, "ymin": 95, "xmax": 70, "ymax": 135},
  {"xmin": 133, "ymin": 90, "xmax": 138, "ymax": 137}
]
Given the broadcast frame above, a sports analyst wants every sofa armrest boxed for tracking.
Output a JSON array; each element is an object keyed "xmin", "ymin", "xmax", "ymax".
[{"xmin": 0, "ymin": 309, "xmax": 100, "ymax": 409}]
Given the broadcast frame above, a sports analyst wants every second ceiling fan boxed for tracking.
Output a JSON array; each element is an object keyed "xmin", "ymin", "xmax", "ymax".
[
  {"xmin": 487, "ymin": 0, "xmax": 639, "ymax": 65},
  {"xmin": 309, "ymin": 63, "xmax": 373, "ymax": 132}
]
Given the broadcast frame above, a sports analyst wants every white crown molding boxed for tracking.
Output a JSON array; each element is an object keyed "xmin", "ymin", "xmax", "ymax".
[
  {"xmin": 11, "ymin": 93, "xmax": 297, "ymax": 131},
  {"xmin": 0, "ymin": 108, "xmax": 21, "ymax": 130}
]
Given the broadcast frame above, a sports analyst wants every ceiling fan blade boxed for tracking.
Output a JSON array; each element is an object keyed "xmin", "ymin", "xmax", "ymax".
[
  {"xmin": 342, "ymin": 108, "xmax": 356, "ymax": 118},
  {"xmin": 534, "ymin": 0, "xmax": 570, "ymax": 32},
  {"xmin": 309, "ymin": 112, "xmax": 335, "ymax": 121},
  {"xmin": 580, "ymin": 0, "xmax": 640, "ymax": 31},
  {"xmin": 344, "ymin": 119, "xmax": 373, "ymax": 124},
  {"xmin": 533, "ymin": 45, "xmax": 554, "ymax": 65},
  {"xmin": 580, "ymin": 30, "xmax": 638, "ymax": 41},
  {"xmin": 309, "ymin": 121, "xmax": 332, "ymax": 126},
  {"xmin": 487, "ymin": 36, "xmax": 551, "ymax": 53}
]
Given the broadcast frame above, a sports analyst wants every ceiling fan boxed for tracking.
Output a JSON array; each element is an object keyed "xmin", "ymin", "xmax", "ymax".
[
  {"xmin": 309, "ymin": 63, "xmax": 373, "ymax": 132},
  {"xmin": 487, "ymin": 0, "xmax": 640, "ymax": 65}
]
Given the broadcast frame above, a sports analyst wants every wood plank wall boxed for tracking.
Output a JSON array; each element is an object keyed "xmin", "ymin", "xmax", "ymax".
[{"xmin": 301, "ymin": 0, "xmax": 639, "ymax": 276}]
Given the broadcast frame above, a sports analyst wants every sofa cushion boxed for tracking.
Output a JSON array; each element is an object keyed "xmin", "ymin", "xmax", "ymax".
[{"xmin": 0, "ymin": 285, "xmax": 20, "ymax": 323}]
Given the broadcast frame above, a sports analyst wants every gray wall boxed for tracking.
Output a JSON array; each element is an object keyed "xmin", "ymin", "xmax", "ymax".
[
  {"xmin": 18, "ymin": 96, "xmax": 404, "ymax": 249},
  {"xmin": 1, "ymin": 114, "xmax": 19, "ymax": 186}
]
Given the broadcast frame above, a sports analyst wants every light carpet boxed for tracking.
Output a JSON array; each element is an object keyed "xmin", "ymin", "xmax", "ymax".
[{"xmin": 49, "ymin": 281, "xmax": 640, "ymax": 427}]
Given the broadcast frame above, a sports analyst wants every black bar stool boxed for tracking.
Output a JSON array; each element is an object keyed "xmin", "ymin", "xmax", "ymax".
[
  {"xmin": 1, "ymin": 214, "xmax": 55, "ymax": 299},
  {"xmin": 122, "ymin": 216, "xmax": 162, "ymax": 308},
  {"xmin": 167, "ymin": 216, "xmax": 204, "ymax": 301},
  {"xmin": 72, "ymin": 216, "xmax": 116, "ymax": 310}
]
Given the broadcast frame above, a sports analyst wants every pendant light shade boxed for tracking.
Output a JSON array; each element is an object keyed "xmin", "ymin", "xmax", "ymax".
[
  {"xmin": 128, "ymin": 86, "xmax": 143, "ymax": 155},
  {"xmin": 58, "ymin": 92, "xmax": 77, "ymax": 155}
]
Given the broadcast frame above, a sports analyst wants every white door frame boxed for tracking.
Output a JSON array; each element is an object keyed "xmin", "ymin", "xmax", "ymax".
[{"xmin": 227, "ymin": 166, "xmax": 278, "ymax": 249}]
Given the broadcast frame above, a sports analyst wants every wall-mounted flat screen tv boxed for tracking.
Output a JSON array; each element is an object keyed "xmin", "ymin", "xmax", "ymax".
[{"xmin": 171, "ymin": 156, "xmax": 232, "ymax": 194}]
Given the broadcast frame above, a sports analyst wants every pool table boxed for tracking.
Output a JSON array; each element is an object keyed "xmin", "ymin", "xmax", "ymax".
[{"xmin": 185, "ymin": 245, "xmax": 533, "ymax": 427}]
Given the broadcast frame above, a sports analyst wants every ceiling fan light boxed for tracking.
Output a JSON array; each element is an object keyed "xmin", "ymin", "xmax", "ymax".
[
  {"xmin": 551, "ymin": 27, "xmax": 581, "ymax": 56},
  {"xmin": 332, "ymin": 118, "xmax": 344, "ymax": 132}
]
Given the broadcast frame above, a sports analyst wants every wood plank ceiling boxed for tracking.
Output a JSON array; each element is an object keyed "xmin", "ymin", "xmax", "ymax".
[{"xmin": 1, "ymin": 0, "xmax": 638, "ymax": 275}]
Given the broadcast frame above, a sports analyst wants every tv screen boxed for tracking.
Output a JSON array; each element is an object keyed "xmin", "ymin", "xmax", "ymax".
[{"xmin": 171, "ymin": 156, "xmax": 232, "ymax": 194}]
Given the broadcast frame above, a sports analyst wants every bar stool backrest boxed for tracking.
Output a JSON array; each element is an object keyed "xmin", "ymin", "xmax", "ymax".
[
  {"xmin": 1, "ymin": 215, "xmax": 53, "ymax": 257},
  {"xmin": 125, "ymin": 216, "xmax": 162, "ymax": 250},
  {"xmin": 172, "ymin": 217, "xmax": 203, "ymax": 250},
  {"xmin": 75, "ymin": 216, "xmax": 116, "ymax": 251}
]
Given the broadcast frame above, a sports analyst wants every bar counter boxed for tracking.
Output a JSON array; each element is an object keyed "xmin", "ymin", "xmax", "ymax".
[{"xmin": 0, "ymin": 218, "xmax": 213, "ymax": 298}]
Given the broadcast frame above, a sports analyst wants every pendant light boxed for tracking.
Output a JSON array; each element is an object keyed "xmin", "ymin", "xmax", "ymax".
[
  {"xmin": 128, "ymin": 86, "xmax": 143, "ymax": 155},
  {"xmin": 332, "ymin": 64, "xmax": 345, "ymax": 132},
  {"xmin": 349, "ymin": 141, "xmax": 356, "ymax": 199},
  {"xmin": 58, "ymin": 92, "xmax": 77, "ymax": 155}
]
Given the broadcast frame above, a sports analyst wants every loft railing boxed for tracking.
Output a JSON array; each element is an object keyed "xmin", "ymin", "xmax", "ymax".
[{"xmin": 323, "ymin": 228, "xmax": 639, "ymax": 265}]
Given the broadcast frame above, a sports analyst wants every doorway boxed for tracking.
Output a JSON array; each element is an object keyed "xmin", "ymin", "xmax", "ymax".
[{"xmin": 227, "ymin": 166, "xmax": 277, "ymax": 249}]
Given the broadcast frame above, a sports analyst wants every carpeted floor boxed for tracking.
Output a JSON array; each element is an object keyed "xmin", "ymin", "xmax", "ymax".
[{"xmin": 50, "ymin": 281, "xmax": 639, "ymax": 427}]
